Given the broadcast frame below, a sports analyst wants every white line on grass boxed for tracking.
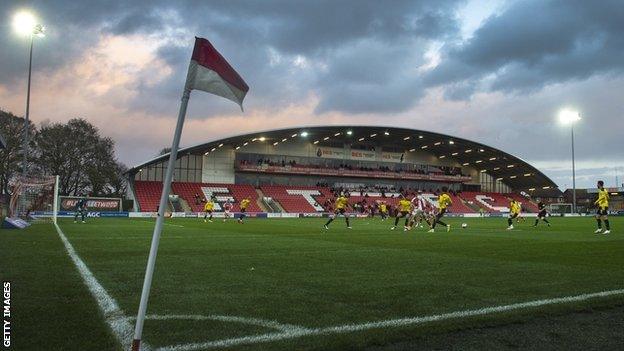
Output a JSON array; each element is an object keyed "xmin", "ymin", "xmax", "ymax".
[
  {"xmin": 158, "ymin": 288, "xmax": 624, "ymax": 351},
  {"xmin": 127, "ymin": 314, "xmax": 309, "ymax": 333},
  {"xmin": 54, "ymin": 224, "xmax": 151, "ymax": 350}
]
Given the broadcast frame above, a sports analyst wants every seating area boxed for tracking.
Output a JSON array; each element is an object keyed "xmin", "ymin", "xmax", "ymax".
[
  {"xmin": 460, "ymin": 192, "xmax": 510, "ymax": 212},
  {"xmin": 236, "ymin": 163, "xmax": 472, "ymax": 183},
  {"xmin": 134, "ymin": 181, "xmax": 163, "ymax": 212},
  {"xmin": 134, "ymin": 181, "xmax": 538, "ymax": 214},
  {"xmin": 261, "ymin": 185, "xmax": 332, "ymax": 212},
  {"xmin": 445, "ymin": 193, "xmax": 478, "ymax": 213},
  {"xmin": 507, "ymin": 193, "xmax": 539, "ymax": 212},
  {"xmin": 171, "ymin": 182, "xmax": 262, "ymax": 212}
]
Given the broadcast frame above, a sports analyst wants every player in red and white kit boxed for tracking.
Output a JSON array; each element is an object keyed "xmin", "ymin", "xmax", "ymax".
[
  {"xmin": 408, "ymin": 193, "xmax": 428, "ymax": 230},
  {"xmin": 223, "ymin": 200, "xmax": 233, "ymax": 222}
]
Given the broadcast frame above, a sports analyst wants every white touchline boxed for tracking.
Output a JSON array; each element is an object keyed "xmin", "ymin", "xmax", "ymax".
[
  {"xmin": 158, "ymin": 288, "xmax": 624, "ymax": 351},
  {"xmin": 54, "ymin": 224, "xmax": 152, "ymax": 351},
  {"xmin": 128, "ymin": 314, "xmax": 309, "ymax": 333}
]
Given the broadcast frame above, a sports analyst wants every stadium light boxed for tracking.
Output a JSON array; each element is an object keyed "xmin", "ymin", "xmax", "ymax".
[
  {"xmin": 300, "ymin": 132, "xmax": 308, "ymax": 137},
  {"xmin": 449, "ymin": 140, "xmax": 455, "ymax": 145},
  {"xmin": 370, "ymin": 133, "xmax": 377, "ymax": 137},
  {"xmin": 346, "ymin": 130, "xmax": 353, "ymax": 135},
  {"xmin": 558, "ymin": 109, "xmax": 581, "ymax": 125},
  {"xmin": 439, "ymin": 155, "xmax": 446, "ymax": 159},
  {"xmin": 403, "ymin": 136, "xmax": 410, "ymax": 140},
  {"xmin": 384, "ymin": 131, "xmax": 390, "ymax": 136},
  {"xmin": 13, "ymin": 10, "xmax": 45, "ymax": 177},
  {"xmin": 558, "ymin": 109, "xmax": 581, "ymax": 213},
  {"xmin": 418, "ymin": 135, "xmax": 423, "ymax": 139},
  {"xmin": 258, "ymin": 137, "xmax": 265, "ymax": 141},
  {"xmin": 13, "ymin": 11, "xmax": 45, "ymax": 36}
]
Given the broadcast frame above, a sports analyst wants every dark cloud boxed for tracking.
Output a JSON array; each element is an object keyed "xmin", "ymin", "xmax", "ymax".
[
  {"xmin": 426, "ymin": 0, "xmax": 624, "ymax": 97},
  {"xmin": 0, "ymin": 0, "xmax": 463, "ymax": 116}
]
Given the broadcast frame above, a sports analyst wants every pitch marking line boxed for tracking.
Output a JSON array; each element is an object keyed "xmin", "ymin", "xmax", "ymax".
[
  {"xmin": 127, "ymin": 314, "xmax": 309, "ymax": 333},
  {"xmin": 159, "ymin": 288, "xmax": 624, "ymax": 351},
  {"xmin": 54, "ymin": 224, "xmax": 152, "ymax": 350}
]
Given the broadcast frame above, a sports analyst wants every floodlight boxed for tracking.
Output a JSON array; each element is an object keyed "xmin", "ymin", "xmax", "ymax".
[{"xmin": 558, "ymin": 109, "xmax": 581, "ymax": 125}]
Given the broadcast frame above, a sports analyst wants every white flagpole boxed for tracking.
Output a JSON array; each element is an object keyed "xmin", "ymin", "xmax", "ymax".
[{"xmin": 132, "ymin": 87, "xmax": 191, "ymax": 351}]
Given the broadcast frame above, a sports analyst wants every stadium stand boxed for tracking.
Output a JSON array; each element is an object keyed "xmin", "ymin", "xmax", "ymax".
[
  {"xmin": 134, "ymin": 181, "xmax": 163, "ymax": 212},
  {"xmin": 260, "ymin": 185, "xmax": 330, "ymax": 213},
  {"xmin": 459, "ymin": 192, "xmax": 512, "ymax": 212},
  {"xmin": 445, "ymin": 193, "xmax": 478, "ymax": 213},
  {"xmin": 507, "ymin": 193, "xmax": 539, "ymax": 212},
  {"xmin": 135, "ymin": 181, "xmax": 540, "ymax": 215},
  {"xmin": 171, "ymin": 182, "xmax": 262, "ymax": 212}
]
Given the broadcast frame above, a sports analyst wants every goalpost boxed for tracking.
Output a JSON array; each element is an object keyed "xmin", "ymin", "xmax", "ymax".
[
  {"xmin": 549, "ymin": 203, "xmax": 573, "ymax": 215},
  {"xmin": 8, "ymin": 175, "xmax": 59, "ymax": 225}
]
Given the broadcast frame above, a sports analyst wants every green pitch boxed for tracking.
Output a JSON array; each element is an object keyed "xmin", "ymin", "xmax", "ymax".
[{"xmin": 1, "ymin": 216, "xmax": 623, "ymax": 350}]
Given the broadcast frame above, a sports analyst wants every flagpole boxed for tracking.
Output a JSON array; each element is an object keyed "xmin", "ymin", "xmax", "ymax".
[{"xmin": 132, "ymin": 88, "xmax": 191, "ymax": 351}]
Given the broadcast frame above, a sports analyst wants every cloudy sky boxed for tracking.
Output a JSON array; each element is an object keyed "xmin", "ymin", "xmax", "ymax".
[{"xmin": 1, "ymin": 0, "xmax": 623, "ymax": 189}]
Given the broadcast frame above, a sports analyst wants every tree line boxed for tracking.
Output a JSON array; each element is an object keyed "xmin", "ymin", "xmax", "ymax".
[{"xmin": 0, "ymin": 109, "xmax": 127, "ymax": 198}]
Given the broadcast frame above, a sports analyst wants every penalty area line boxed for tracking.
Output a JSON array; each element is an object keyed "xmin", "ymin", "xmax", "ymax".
[
  {"xmin": 54, "ymin": 223, "xmax": 151, "ymax": 350},
  {"xmin": 159, "ymin": 288, "xmax": 624, "ymax": 351}
]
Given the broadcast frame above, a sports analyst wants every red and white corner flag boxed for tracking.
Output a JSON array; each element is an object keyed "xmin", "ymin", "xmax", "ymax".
[
  {"xmin": 185, "ymin": 37, "xmax": 250, "ymax": 109},
  {"xmin": 132, "ymin": 37, "xmax": 248, "ymax": 351}
]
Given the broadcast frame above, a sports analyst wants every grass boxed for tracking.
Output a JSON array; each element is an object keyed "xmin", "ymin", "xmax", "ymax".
[{"xmin": 1, "ymin": 216, "xmax": 623, "ymax": 350}]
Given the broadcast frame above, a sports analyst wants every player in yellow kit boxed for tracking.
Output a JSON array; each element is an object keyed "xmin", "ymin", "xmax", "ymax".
[
  {"xmin": 391, "ymin": 195, "xmax": 412, "ymax": 231},
  {"xmin": 238, "ymin": 197, "xmax": 251, "ymax": 224},
  {"xmin": 594, "ymin": 180, "xmax": 611, "ymax": 234},
  {"xmin": 203, "ymin": 197, "xmax": 215, "ymax": 223},
  {"xmin": 379, "ymin": 201, "xmax": 388, "ymax": 221},
  {"xmin": 429, "ymin": 187, "xmax": 452, "ymax": 232},
  {"xmin": 324, "ymin": 193, "xmax": 352, "ymax": 230},
  {"xmin": 507, "ymin": 199, "xmax": 521, "ymax": 230}
]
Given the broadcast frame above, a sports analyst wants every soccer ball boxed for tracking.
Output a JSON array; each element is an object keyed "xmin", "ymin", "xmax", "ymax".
[{"xmin": 461, "ymin": 223, "xmax": 468, "ymax": 228}]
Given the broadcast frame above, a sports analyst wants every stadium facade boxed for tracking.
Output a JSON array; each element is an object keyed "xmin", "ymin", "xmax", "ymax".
[{"xmin": 125, "ymin": 126, "xmax": 561, "ymax": 214}]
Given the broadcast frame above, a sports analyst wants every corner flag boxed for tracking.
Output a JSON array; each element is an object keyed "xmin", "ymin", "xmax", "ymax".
[
  {"xmin": 186, "ymin": 37, "xmax": 249, "ymax": 109},
  {"xmin": 132, "ymin": 37, "xmax": 248, "ymax": 351}
]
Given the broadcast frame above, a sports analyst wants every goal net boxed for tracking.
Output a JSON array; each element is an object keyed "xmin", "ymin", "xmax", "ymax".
[
  {"xmin": 549, "ymin": 203, "xmax": 573, "ymax": 215},
  {"xmin": 9, "ymin": 175, "xmax": 59, "ymax": 224}
]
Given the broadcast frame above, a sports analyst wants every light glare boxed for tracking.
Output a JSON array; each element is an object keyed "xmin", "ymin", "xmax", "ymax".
[
  {"xmin": 13, "ymin": 11, "xmax": 36, "ymax": 36},
  {"xmin": 558, "ymin": 109, "xmax": 581, "ymax": 125}
]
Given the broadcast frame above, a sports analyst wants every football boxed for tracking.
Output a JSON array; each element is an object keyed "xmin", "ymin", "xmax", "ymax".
[{"xmin": 462, "ymin": 223, "xmax": 468, "ymax": 228}]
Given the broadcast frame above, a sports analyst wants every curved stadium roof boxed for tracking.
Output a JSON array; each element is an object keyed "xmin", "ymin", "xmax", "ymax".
[{"xmin": 127, "ymin": 126, "xmax": 559, "ymax": 193}]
